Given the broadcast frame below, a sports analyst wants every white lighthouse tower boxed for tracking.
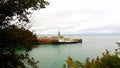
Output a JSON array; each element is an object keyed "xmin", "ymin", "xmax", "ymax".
[{"xmin": 58, "ymin": 30, "xmax": 61, "ymax": 38}]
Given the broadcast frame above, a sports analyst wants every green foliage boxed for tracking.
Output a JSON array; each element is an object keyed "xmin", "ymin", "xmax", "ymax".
[
  {"xmin": 65, "ymin": 49, "xmax": 120, "ymax": 68},
  {"xmin": 0, "ymin": 0, "xmax": 49, "ymax": 28},
  {"xmin": 0, "ymin": 0, "xmax": 49, "ymax": 68},
  {"xmin": 0, "ymin": 50, "xmax": 39, "ymax": 68},
  {"xmin": 0, "ymin": 25, "xmax": 39, "ymax": 68},
  {"xmin": 0, "ymin": 25, "xmax": 37, "ymax": 50},
  {"xmin": 100, "ymin": 49, "xmax": 120, "ymax": 68}
]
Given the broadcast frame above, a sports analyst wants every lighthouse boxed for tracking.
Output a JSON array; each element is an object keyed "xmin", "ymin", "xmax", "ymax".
[{"xmin": 58, "ymin": 31, "xmax": 61, "ymax": 38}]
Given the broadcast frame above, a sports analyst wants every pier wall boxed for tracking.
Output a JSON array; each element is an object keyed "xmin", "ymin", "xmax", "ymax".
[{"xmin": 37, "ymin": 37, "xmax": 82, "ymax": 44}]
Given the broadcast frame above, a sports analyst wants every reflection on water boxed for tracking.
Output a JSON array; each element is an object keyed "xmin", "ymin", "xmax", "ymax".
[{"xmin": 28, "ymin": 34, "xmax": 120, "ymax": 68}]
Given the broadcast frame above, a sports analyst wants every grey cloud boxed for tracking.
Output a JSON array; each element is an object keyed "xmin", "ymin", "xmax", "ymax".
[{"xmin": 77, "ymin": 25, "xmax": 120, "ymax": 34}]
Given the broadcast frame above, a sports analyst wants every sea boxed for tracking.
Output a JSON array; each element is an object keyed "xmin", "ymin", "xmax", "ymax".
[{"xmin": 28, "ymin": 34, "xmax": 120, "ymax": 68}]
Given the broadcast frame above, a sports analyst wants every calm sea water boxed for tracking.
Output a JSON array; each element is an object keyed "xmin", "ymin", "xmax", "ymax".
[{"xmin": 29, "ymin": 34, "xmax": 120, "ymax": 68}]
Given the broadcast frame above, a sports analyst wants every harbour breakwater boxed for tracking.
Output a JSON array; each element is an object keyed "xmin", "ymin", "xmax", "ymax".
[{"xmin": 36, "ymin": 37, "xmax": 82, "ymax": 44}]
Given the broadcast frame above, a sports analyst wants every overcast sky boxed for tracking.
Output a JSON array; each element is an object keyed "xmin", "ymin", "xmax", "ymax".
[{"xmin": 30, "ymin": 0, "xmax": 120, "ymax": 34}]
